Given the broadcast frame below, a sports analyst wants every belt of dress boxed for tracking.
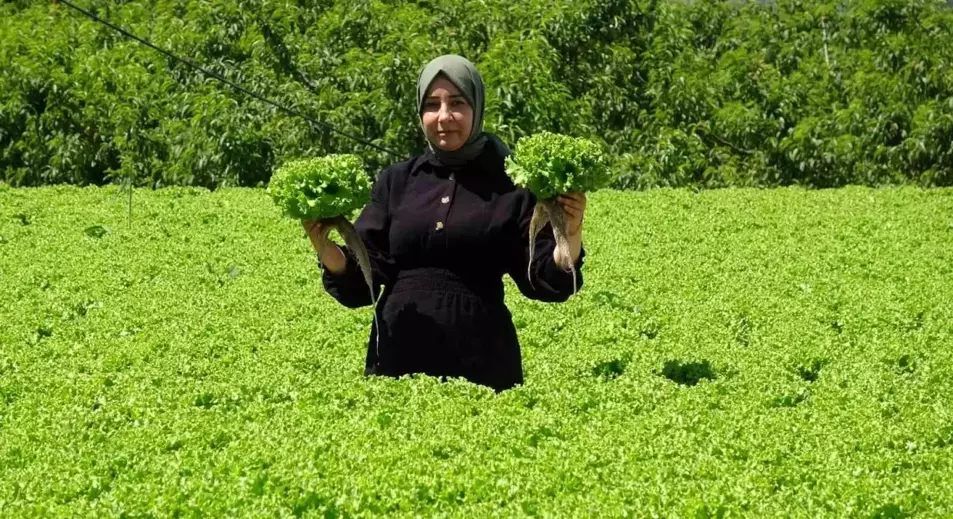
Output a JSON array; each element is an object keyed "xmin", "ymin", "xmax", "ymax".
[{"xmin": 390, "ymin": 267, "xmax": 504, "ymax": 301}]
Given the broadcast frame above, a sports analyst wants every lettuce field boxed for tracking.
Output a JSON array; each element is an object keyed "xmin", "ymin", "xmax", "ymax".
[{"xmin": 2, "ymin": 185, "xmax": 953, "ymax": 517}]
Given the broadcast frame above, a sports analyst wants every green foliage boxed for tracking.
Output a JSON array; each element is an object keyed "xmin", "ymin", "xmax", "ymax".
[
  {"xmin": 480, "ymin": 35, "xmax": 577, "ymax": 144},
  {"xmin": 505, "ymin": 131, "xmax": 610, "ymax": 199},
  {"xmin": 2, "ymin": 185, "xmax": 953, "ymax": 515},
  {"xmin": 2, "ymin": 0, "xmax": 953, "ymax": 189},
  {"xmin": 266, "ymin": 154, "xmax": 370, "ymax": 220}
]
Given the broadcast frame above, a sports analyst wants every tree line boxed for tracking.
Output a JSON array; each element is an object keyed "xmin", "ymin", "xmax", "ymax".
[{"xmin": 2, "ymin": 0, "xmax": 951, "ymax": 189}]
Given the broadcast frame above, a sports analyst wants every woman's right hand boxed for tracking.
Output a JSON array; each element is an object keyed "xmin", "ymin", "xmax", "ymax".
[{"xmin": 301, "ymin": 219, "xmax": 347, "ymax": 275}]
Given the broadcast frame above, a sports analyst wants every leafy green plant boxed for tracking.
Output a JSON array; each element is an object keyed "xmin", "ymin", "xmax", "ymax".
[
  {"xmin": 505, "ymin": 131, "xmax": 609, "ymax": 293},
  {"xmin": 267, "ymin": 155, "xmax": 370, "ymax": 221},
  {"xmin": 267, "ymin": 154, "xmax": 376, "ymax": 307}
]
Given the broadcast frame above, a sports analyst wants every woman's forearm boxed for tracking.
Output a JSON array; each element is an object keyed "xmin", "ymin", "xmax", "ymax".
[{"xmin": 308, "ymin": 233, "xmax": 348, "ymax": 275}]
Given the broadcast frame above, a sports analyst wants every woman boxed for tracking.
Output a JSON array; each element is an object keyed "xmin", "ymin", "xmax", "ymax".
[{"xmin": 302, "ymin": 55, "xmax": 587, "ymax": 392}]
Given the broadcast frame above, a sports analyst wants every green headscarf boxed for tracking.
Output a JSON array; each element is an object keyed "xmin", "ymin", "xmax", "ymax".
[{"xmin": 416, "ymin": 54, "xmax": 508, "ymax": 167}]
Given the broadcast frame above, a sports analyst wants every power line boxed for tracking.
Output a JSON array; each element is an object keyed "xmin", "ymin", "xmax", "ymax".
[{"xmin": 52, "ymin": 0, "xmax": 402, "ymax": 158}]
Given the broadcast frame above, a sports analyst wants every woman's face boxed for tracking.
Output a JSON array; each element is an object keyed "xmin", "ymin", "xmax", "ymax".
[{"xmin": 421, "ymin": 76, "xmax": 474, "ymax": 152}]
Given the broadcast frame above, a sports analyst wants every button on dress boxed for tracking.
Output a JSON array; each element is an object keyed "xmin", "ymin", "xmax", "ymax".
[{"xmin": 320, "ymin": 145, "xmax": 585, "ymax": 391}]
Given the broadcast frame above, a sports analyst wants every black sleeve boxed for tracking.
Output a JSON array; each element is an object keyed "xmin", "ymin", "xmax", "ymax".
[
  {"xmin": 320, "ymin": 167, "xmax": 397, "ymax": 308},
  {"xmin": 506, "ymin": 192, "xmax": 586, "ymax": 303}
]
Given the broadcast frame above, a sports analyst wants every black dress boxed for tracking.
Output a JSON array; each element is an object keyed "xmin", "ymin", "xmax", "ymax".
[{"xmin": 320, "ymin": 144, "xmax": 585, "ymax": 391}]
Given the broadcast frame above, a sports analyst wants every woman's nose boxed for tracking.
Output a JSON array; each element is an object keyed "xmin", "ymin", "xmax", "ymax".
[{"xmin": 437, "ymin": 103, "xmax": 454, "ymax": 123}]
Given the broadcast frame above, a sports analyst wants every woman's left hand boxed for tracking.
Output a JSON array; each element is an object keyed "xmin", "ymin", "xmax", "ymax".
[
  {"xmin": 557, "ymin": 192, "xmax": 587, "ymax": 237},
  {"xmin": 552, "ymin": 192, "xmax": 586, "ymax": 270}
]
